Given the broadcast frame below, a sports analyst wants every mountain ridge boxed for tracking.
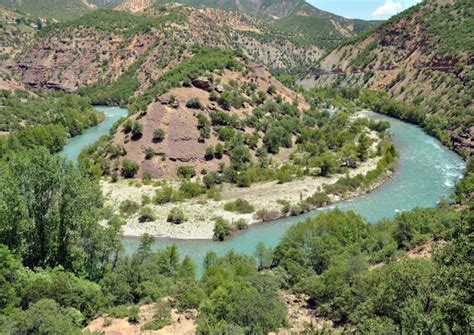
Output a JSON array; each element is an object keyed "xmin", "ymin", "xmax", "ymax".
[{"xmin": 301, "ymin": 0, "xmax": 473, "ymax": 156}]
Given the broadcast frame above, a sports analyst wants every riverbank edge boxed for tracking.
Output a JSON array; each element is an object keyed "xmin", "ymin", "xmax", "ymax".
[
  {"xmin": 219, "ymin": 167, "xmax": 396, "ymax": 242},
  {"xmin": 114, "ymin": 150, "xmax": 397, "ymax": 241}
]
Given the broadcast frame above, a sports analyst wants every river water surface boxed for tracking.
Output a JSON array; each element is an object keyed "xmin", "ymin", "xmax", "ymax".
[
  {"xmin": 60, "ymin": 106, "xmax": 128, "ymax": 161},
  {"xmin": 61, "ymin": 107, "xmax": 465, "ymax": 267}
]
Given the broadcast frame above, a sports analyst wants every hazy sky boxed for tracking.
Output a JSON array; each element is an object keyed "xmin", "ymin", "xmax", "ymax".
[{"xmin": 308, "ymin": 0, "xmax": 423, "ymax": 20}]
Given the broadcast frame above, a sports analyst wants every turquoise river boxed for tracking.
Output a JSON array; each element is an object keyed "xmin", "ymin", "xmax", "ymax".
[{"xmin": 61, "ymin": 106, "xmax": 466, "ymax": 268}]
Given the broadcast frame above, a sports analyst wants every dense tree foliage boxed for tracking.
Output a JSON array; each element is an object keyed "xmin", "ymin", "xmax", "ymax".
[
  {"xmin": 0, "ymin": 124, "xmax": 67, "ymax": 156},
  {"xmin": 271, "ymin": 161, "xmax": 474, "ymax": 333},
  {"xmin": 0, "ymin": 142, "xmax": 471, "ymax": 334},
  {"xmin": 0, "ymin": 148, "xmax": 114, "ymax": 278},
  {"xmin": 0, "ymin": 91, "xmax": 103, "ymax": 135}
]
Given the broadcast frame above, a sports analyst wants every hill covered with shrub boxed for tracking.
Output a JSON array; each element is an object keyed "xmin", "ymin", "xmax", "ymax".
[{"xmin": 301, "ymin": 0, "xmax": 473, "ymax": 157}]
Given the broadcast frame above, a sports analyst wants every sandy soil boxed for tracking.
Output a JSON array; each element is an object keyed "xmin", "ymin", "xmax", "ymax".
[
  {"xmin": 102, "ymin": 152, "xmax": 387, "ymax": 240},
  {"xmin": 85, "ymin": 302, "xmax": 197, "ymax": 335}
]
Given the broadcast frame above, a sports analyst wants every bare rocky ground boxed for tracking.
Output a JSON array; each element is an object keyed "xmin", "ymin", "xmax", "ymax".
[
  {"xmin": 111, "ymin": 63, "xmax": 308, "ymax": 179},
  {"xmin": 102, "ymin": 153, "xmax": 385, "ymax": 240},
  {"xmin": 85, "ymin": 301, "xmax": 197, "ymax": 335},
  {"xmin": 10, "ymin": 4, "xmax": 324, "ymax": 93}
]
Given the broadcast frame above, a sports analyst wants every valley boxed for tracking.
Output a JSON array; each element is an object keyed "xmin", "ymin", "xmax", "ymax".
[{"xmin": 0, "ymin": 0, "xmax": 472, "ymax": 334}]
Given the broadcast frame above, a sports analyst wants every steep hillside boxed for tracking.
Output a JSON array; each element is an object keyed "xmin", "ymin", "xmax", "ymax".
[
  {"xmin": 10, "ymin": 6, "xmax": 322, "ymax": 95},
  {"xmin": 0, "ymin": 0, "xmax": 96, "ymax": 19},
  {"xmin": 117, "ymin": 0, "xmax": 379, "ymax": 48},
  {"xmin": 0, "ymin": 6, "xmax": 40, "ymax": 61},
  {"xmin": 301, "ymin": 0, "xmax": 473, "ymax": 156},
  {"xmin": 80, "ymin": 47, "xmax": 393, "ymax": 186},
  {"xmin": 85, "ymin": 50, "xmax": 309, "ymax": 179}
]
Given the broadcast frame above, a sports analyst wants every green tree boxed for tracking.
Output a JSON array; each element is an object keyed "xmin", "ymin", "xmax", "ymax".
[
  {"xmin": 0, "ymin": 244, "xmax": 22, "ymax": 311},
  {"xmin": 213, "ymin": 217, "xmax": 231, "ymax": 241},
  {"xmin": 255, "ymin": 242, "xmax": 273, "ymax": 270},
  {"xmin": 4, "ymin": 299, "xmax": 82, "ymax": 334},
  {"xmin": 230, "ymin": 144, "xmax": 251, "ymax": 171},
  {"xmin": 0, "ymin": 148, "xmax": 104, "ymax": 277},
  {"xmin": 122, "ymin": 159, "xmax": 139, "ymax": 178},
  {"xmin": 153, "ymin": 128, "xmax": 165, "ymax": 143}
]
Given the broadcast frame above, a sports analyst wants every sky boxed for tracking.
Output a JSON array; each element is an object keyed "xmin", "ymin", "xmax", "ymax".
[{"xmin": 308, "ymin": 0, "xmax": 423, "ymax": 20}]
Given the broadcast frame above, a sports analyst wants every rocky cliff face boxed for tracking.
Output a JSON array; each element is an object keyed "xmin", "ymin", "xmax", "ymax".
[
  {"xmin": 301, "ymin": 0, "xmax": 473, "ymax": 155},
  {"xmin": 10, "ymin": 5, "xmax": 324, "ymax": 92}
]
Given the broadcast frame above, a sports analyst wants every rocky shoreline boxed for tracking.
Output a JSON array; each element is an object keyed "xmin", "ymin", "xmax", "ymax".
[{"xmin": 102, "ymin": 154, "xmax": 395, "ymax": 240}]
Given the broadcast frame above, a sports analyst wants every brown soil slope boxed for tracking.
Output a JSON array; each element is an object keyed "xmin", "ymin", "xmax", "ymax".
[
  {"xmin": 301, "ymin": 0, "xmax": 473, "ymax": 155},
  {"xmin": 10, "ymin": 5, "xmax": 322, "ymax": 92},
  {"xmin": 110, "ymin": 61, "xmax": 307, "ymax": 179}
]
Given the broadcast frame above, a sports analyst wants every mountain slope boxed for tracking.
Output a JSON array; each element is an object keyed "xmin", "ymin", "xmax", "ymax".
[
  {"xmin": 0, "ymin": 6, "xmax": 40, "ymax": 61},
  {"xmin": 301, "ymin": 0, "xmax": 473, "ymax": 156},
  {"xmin": 0, "ymin": 0, "xmax": 96, "ymax": 19},
  {"xmin": 117, "ymin": 0, "xmax": 379, "ymax": 48},
  {"xmin": 10, "ymin": 5, "xmax": 323, "ymax": 94}
]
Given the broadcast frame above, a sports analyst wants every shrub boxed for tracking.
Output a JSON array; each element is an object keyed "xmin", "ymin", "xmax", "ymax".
[
  {"xmin": 177, "ymin": 166, "xmax": 196, "ymax": 179},
  {"xmin": 214, "ymin": 143, "xmax": 224, "ymax": 159},
  {"xmin": 203, "ymin": 172, "xmax": 222, "ymax": 189},
  {"xmin": 305, "ymin": 192, "xmax": 331, "ymax": 208},
  {"xmin": 213, "ymin": 217, "xmax": 232, "ymax": 241},
  {"xmin": 154, "ymin": 186, "xmax": 179, "ymax": 204},
  {"xmin": 206, "ymin": 187, "xmax": 221, "ymax": 201},
  {"xmin": 145, "ymin": 147, "xmax": 154, "ymax": 160},
  {"xmin": 234, "ymin": 218, "xmax": 248, "ymax": 230},
  {"xmin": 138, "ymin": 207, "xmax": 156, "ymax": 223},
  {"xmin": 111, "ymin": 172, "xmax": 119, "ymax": 183},
  {"xmin": 276, "ymin": 169, "xmax": 293, "ymax": 184},
  {"xmin": 142, "ymin": 194, "xmax": 151, "ymax": 205},
  {"xmin": 205, "ymin": 146, "xmax": 214, "ymax": 160},
  {"xmin": 132, "ymin": 121, "xmax": 143, "ymax": 140},
  {"xmin": 267, "ymin": 84, "xmax": 276, "ymax": 95},
  {"xmin": 122, "ymin": 159, "xmax": 139, "ymax": 178},
  {"xmin": 186, "ymin": 98, "xmax": 203, "ymax": 109},
  {"xmin": 199, "ymin": 127, "xmax": 211, "ymax": 142},
  {"xmin": 106, "ymin": 305, "xmax": 130, "ymax": 318},
  {"xmin": 128, "ymin": 305, "xmax": 140, "ymax": 323},
  {"xmin": 119, "ymin": 200, "xmax": 140, "ymax": 216},
  {"xmin": 123, "ymin": 119, "xmax": 133, "ymax": 133},
  {"xmin": 167, "ymin": 207, "xmax": 186, "ymax": 224},
  {"xmin": 140, "ymin": 301, "xmax": 172, "ymax": 331},
  {"xmin": 236, "ymin": 171, "xmax": 251, "ymax": 187},
  {"xmin": 153, "ymin": 128, "xmax": 165, "ymax": 143},
  {"xmin": 209, "ymin": 91, "xmax": 218, "ymax": 101},
  {"xmin": 224, "ymin": 199, "xmax": 255, "ymax": 214},
  {"xmin": 142, "ymin": 172, "xmax": 152, "ymax": 182},
  {"xmin": 179, "ymin": 181, "xmax": 205, "ymax": 198}
]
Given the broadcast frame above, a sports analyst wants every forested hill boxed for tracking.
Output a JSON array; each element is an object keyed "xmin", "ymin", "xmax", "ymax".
[
  {"xmin": 0, "ymin": 0, "xmax": 378, "ymax": 49},
  {"xmin": 118, "ymin": 0, "xmax": 379, "ymax": 47},
  {"xmin": 301, "ymin": 0, "xmax": 473, "ymax": 157},
  {"xmin": 0, "ymin": 0, "xmax": 96, "ymax": 19}
]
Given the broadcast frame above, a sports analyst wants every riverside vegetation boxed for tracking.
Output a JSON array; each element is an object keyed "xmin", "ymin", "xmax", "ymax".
[
  {"xmin": 0, "ymin": 0, "xmax": 472, "ymax": 333},
  {"xmin": 0, "ymin": 145, "xmax": 472, "ymax": 333},
  {"xmin": 0, "ymin": 91, "xmax": 104, "ymax": 156},
  {"xmin": 76, "ymin": 48, "xmax": 395, "ymax": 239}
]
